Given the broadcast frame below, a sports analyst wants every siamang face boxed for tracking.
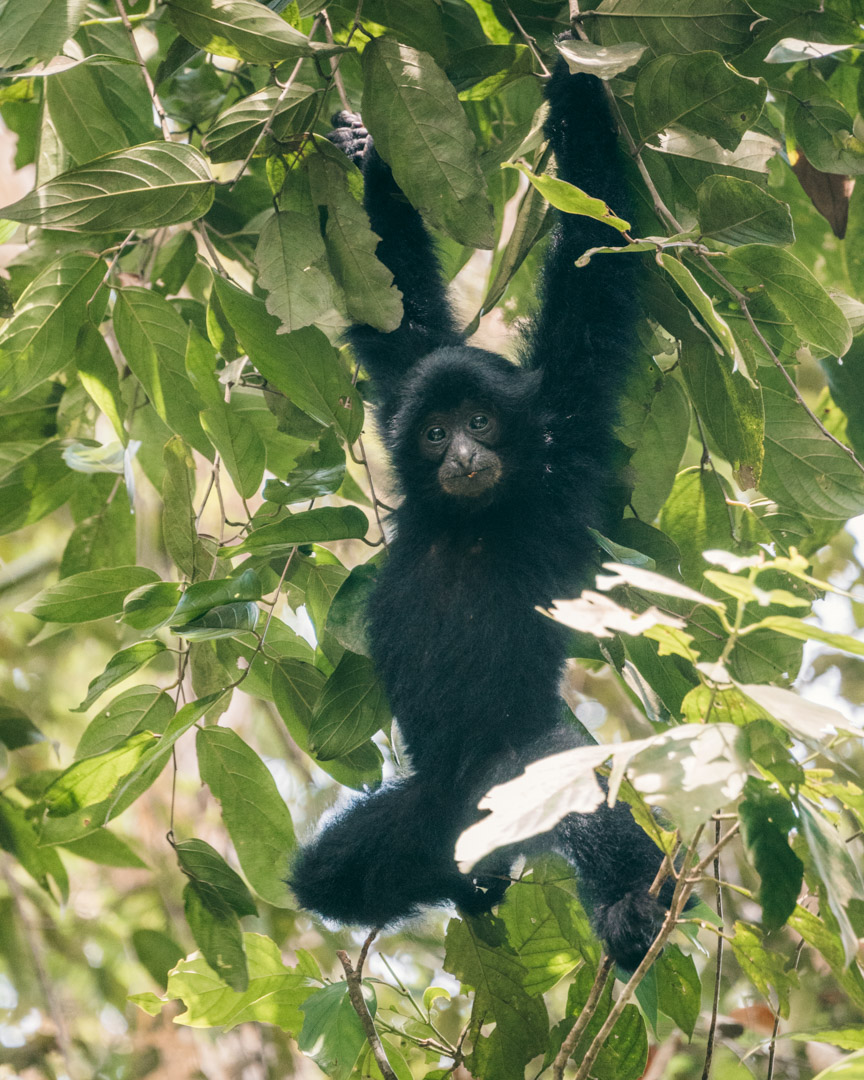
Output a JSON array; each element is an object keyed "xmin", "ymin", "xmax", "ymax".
[{"xmin": 417, "ymin": 399, "xmax": 503, "ymax": 498}]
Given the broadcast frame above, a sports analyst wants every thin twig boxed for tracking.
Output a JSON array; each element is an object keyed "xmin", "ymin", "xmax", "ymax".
[
  {"xmin": 507, "ymin": 5, "xmax": 551, "ymax": 77},
  {"xmin": 551, "ymin": 955, "xmax": 613, "ymax": 1080},
  {"xmin": 572, "ymin": 824, "xmax": 707, "ymax": 1080},
  {"xmin": 113, "ymin": 0, "xmax": 171, "ymax": 139},
  {"xmin": 229, "ymin": 8, "xmax": 325, "ymax": 193},
  {"xmin": 766, "ymin": 937, "xmax": 805, "ymax": 1080},
  {"xmin": 700, "ymin": 820, "xmax": 724, "ymax": 1080},
  {"xmin": 337, "ymin": 942, "xmax": 397, "ymax": 1080},
  {"xmin": 322, "ymin": 10, "xmax": 350, "ymax": 111}
]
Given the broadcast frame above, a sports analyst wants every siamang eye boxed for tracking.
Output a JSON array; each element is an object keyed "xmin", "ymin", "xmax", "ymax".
[
  {"xmin": 426, "ymin": 426, "xmax": 446, "ymax": 443},
  {"xmin": 468, "ymin": 414, "xmax": 489, "ymax": 431}
]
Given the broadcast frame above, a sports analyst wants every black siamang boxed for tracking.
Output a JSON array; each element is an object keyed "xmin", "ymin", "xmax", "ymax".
[{"xmin": 289, "ymin": 62, "xmax": 673, "ymax": 970}]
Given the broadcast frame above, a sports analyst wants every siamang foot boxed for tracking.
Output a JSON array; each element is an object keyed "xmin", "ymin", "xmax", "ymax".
[
  {"xmin": 452, "ymin": 872, "xmax": 510, "ymax": 916},
  {"xmin": 592, "ymin": 889, "xmax": 668, "ymax": 971},
  {"xmin": 326, "ymin": 111, "xmax": 369, "ymax": 166}
]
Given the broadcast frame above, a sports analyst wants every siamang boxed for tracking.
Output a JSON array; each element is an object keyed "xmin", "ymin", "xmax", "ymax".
[{"xmin": 289, "ymin": 60, "xmax": 674, "ymax": 970}]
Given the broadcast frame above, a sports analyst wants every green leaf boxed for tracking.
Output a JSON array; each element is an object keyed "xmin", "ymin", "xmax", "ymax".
[
  {"xmin": 729, "ymin": 246, "xmax": 851, "ymax": 358},
  {"xmin": 635, "ymin": 52, "xmax": 764, "ymax": 150},
  {"xmin": 113, "ymin": 288, "xmax": 211, "ymax": 458},
  {"xmin": 729, "ymin": 921, "xmax": 797, "ymax": 1017},
  {"xmin": 61, "ymin": 828, "xmax": 146, "ymax": 868},
  {"xmin": 787, "ymin": 67, "xmax": 864, "ymax": 176},
  {"xmin": 75, "ymin": 685, "xmax": 175, "ymax": 760},
  {"xmin": 74, "ymin": 640, "xmax": 168, "ymax": 712},
  {"xmin": 760, "ymin": 387, "xmax": 864, "ymax": 520},
  {"xmin": 263, "ymin": 429, "xmax": 345, "ymax": 505},
  {"xmin": 697, "ymin": 174, "xmax": 794, "ymax": 246},
  {"xmin": 656, "ymin": 252, "xmax": 750, "ymax": 380},
  {"xmin": 655, "ymin": 945, "xmax": 701, "ymax": 1037},
  {"xmin": 0, "ymin": 795, "xmax": 69, "ymax": 900},
  {"xmin": 196, "ymin": 726, "xmax": 295, "ymax": 906},
  {"xmin": 132, "ymin": 928, "xmax": 185, "ymax": 989},
  {"xmin": 444, "ymin": 915, "xmax": 549, "ymax": 1080},
  {"xmin": 46, "ymin": 62, "xmax": 134, "ymax": 162},
  {"xmin": 106, "ymin": 693, "xmax": 224, "ymax": 819},
  {"xmin": 308, "ymin": 652, "xmax": 390, "ymax": 760},
  {"xmin": 307, "ymin": 150, "xmax": 403, "ymax": 332},
  {"xmin": 176, "ymin": 837, "xmax": 258, "ymax": 917},
  {"xmin": 76, "ymin": 323, "xmax": 126, "ymax": 443},
  {"xmin": 499, "ymin": 858, "xmax": 596, "ymax": 995},
  {"xmin": 0, "ymin": 0, "xmax": 88, "ymax": 68},
  {"xmin": 169, "ymin": 932, "xmax": 315, "ymax": 1030},
  {"xmin": 810, "ymin": 1050, "xmax": 864, "ymax": 1079},
  {"xmin": 183, "ymin": 880, "xmax": 248, "ymax": 992},
  {"xmin": 153, "ymin": 230, "xmax": 198, "ymax": 294},
  {"xmin": 212, "ymin": 277, "xmax": 363, "ymax": 441},
  {"xmin": 789, "ymin": 904, "xmax": 864, "ymax": 1014},
  {"xmin": 622, "ymin": 375, "xmax": 690, "ymax": 521},
  {"xmin": 166, "ymin": 0, "xmax": 348, "ymax": 64},
  {"xmin": 255, "ymin": 205, "xmax": 337, "ymax": 334},
  {"xmin": 44, "ymin": 731, "xmax": 159, "ymax": 816},
  {"xmin": 739, "ymin": 777, "xmax": 804, "ymax": 932},
  {"xmin": 503, "ymin": 162, "xmax": 629, "ymax": 231},
  {"xmin": 272, "ymin": 659, "xmax": 383, "ymax": 789},
  {"xmin": 122, "ymin": 582, "xmax": 183, "ymax": 635},
  {"xmin": 202, "ymin": 83, "xmax": 321, "ymax": 162},
  {"xmin": 548, "ymin": 963, "xmax": 647, "ymax": 1080},
  {"xmin": 228, "ymin": 505, "xmax": 368, "ymax": 557},
  {"xmin": 200, "ymin": 404, "xmax": 265, "ymax": 499},
  {"xmin": 658, "ymin": 467, "xmax": 735, "ymax": 586},
  {"xmin": 451, "ymin": 43, "xmax": 534, "ymax": 100},
  {"xmin": 586, "ymin": 0, "xmax": 756, "ymax": 58},
  {"xmin": 678, "ymin": 336, "xmax": 764, "ymax": 489},
  {"xmin": 0, "ymin": 442, "xmax": 84, "ymax": 536},
  {"xmin": 361, "ymin": 37, "xmax": 494, "ymax": 248},
  {"xmin": 162, "ymin": 437, "xmax": 221, "ymax": 580},
  {"xmin": 799, "ymin": 799, "xmax": 864, "ymax": 966},
  {"xmin": 0, "ymin": 703, "xmax": 44, "ymax": 750},
  {"xmin": 326, "ymin": 556, "xmax": 383, "ymax": 657},
  {"xmin": 60, "ymin": 485, "xmax": 137, "ymax": 576},
  {"xmin": 25, "ymin": 565, "xmax": 159, "ymax": 623},
  {"xmin": 172, "ymin": 601, "xmax": 260, "ymax": 640},
  {"xmin": 0, "ymin": 254, "xmax": 106, "ymax": 402},
  {"xmin": 171, "ymin": 569, "xmax": 262, "ymax": 624},
  {"xmin": 1, "ymin": 142, "xmax": 214, "ymax": 231},
  {"xmin": 298, "ymin": 980, "xmax": 377, "ymax": 1080}
]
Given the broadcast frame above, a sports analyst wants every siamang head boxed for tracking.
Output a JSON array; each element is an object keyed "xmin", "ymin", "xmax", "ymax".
[{"xmin": 388, "ymin": 346, "xmax": 542, "ymax": 510}]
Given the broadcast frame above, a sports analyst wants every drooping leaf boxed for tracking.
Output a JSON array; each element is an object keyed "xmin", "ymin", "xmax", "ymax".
[
  {"xmin": 176, "ymin": 837, "xmax": 258, "ymax": 917},
  {"xmin": 197, "ymin": 726, "xmax": 295, "ymax": 906},
  {"xmin": 0, "ymin": 254, "xmax": 106, "ymax": 402},
  {"xmin": 74, "ymin": 640, "xmax": 168, "ymax": 712},
  {"xmin": 166, "ymin": 0, "xmax": 348, "ymax": 64},
  {"xmin": 183, "ymin": 880, "xmax": 248, "ymax": 992},
  {"xmin": 1, "ymin": 143, "xmax": 215, "ymax": 231},
  {"xmin": 24, "ymin": 565, "xmax": 160, "ymax": 623},
  {"xmin": 362, "ymin": 37, "xmax": 494, "ymax": 248},
  {"xmin": 308, "ymin": 652, "xmax": 390, "ymax": 760},
  {"xmin": 228, "ymin": 505, "xmax": 368, "ymax": 557},
  {"xmin": 696, "ymin": 174, "xmax": 794, "ymax": 246},
  {"xmin": 635, "ymin": 51, "xmax": 765, "ymax": 150}
]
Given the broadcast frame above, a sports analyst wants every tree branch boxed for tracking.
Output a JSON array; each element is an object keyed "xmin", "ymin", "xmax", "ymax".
[
  {"xmin": 551, "ymin": 955, "xmax": 614, "ymax": 1080},
  {"xmin": 337, "ymin": 938, "xmax": 398, "ymax": 1080}
]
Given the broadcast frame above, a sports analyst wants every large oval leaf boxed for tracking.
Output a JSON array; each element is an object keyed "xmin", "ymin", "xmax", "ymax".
[
  {"xmin": 362, "ymin": 37, "xmax": 494, "ymax": 248},
  {"xmin": 1, "ymin": 142, "xmax": 214, "ymax": 231},
  {"xmin": 166, "ymin": 0, "xmax": 347, "ymax": 64}
]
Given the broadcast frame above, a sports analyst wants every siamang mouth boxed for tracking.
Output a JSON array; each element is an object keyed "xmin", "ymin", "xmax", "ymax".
[{"xmin": 439, "ymin": 464, "xmax": 502, "ymax": 497}]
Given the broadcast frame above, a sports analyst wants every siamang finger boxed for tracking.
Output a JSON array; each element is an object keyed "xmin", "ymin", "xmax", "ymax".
[{"xmin": 330, "ymin": 109, "xmax": 364, "ymax": 129}]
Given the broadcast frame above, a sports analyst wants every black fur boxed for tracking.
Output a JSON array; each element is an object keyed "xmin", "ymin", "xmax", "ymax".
[{"xmin": 289, "ymin": 64, "xmax": 673, "ymax": 969}]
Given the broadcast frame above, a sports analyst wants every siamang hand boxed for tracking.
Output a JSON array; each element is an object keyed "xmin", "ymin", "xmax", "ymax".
[{"xmin": 326, "ymin": 110, "xmax": 370, "ymax": 167}]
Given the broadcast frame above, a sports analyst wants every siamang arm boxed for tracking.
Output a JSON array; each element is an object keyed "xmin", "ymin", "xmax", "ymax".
[
  {"xmin": 522, "ymin": 66, "xmax": 640, "ymax": 417},
  {"xmin": 327, "ymin": 112, "xmax": 462, "ymax": 416}
]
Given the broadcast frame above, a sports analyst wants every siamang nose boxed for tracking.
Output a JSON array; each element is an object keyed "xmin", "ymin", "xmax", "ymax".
[{"xmin": 451, "ymin": 434, "xmax": 476, "ymax": 471}]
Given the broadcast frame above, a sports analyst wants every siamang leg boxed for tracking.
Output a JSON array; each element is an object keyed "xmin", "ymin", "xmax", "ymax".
[{"xmin": 288, "ymin": 774, "xmax": 501, "ymax": 927}]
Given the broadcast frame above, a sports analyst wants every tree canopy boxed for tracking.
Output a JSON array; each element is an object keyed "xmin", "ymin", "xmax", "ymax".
[{"xmin": 3, "ymin": 1, "xmax": 864, "ymax": 1078}]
